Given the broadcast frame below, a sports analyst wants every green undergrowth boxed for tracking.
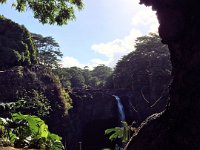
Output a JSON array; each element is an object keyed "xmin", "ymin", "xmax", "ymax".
[{"xmin": 0, "ymin": 113, "xmax": 64, "ymax": 150}]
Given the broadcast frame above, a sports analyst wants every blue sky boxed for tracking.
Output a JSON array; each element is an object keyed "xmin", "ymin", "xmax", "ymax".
[{"xmin": 0, "ymin": 0, "xmax": 158, "ymax": 69}]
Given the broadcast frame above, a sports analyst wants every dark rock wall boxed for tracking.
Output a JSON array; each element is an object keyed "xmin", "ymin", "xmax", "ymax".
[
  {"xmin": 65, "ymin": 88, "xmax": 168, "ymax": 150},
  {"xmin": 127, "ymin": 1, "xmax": 200, "ymax": 149},
  {"xmin": 113, "ymin": 89, "xmax": 168, "ymax": 126},
  {"xmin": 66, "ymin": 90, "xmax": 119, "ymax": 150}
]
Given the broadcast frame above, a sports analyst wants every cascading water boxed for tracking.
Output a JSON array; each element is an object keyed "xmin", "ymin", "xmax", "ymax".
[{"xmin": 113, "ymin": 95, "xmax": 125, "ymax": 122}]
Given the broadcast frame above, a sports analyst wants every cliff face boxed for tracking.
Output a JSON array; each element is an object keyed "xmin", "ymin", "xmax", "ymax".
[
  {"xmin": 114, "ymin": 89, "xmax": 168, "ymax": 126},
  {"xmin": 127, "ymin": 1, "xmax": 200, "ymax": 149},
  {"xmin": 65, "ymin": 88, "xmax": 168, "ymax": 150},
  {"xmin": 66, "ymin": 90, "xmax": 119, "ymax": 150}
]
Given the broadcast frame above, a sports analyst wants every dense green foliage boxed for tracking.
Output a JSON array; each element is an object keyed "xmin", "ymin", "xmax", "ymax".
[
  {"xmin": 0, "ymin": 90, "xmax": 51, "ymax": 118},
  {"xmin": 0, "ymin": 18, "xmax": 73, "ymax": 149},
  {"xmin": 0, "ymin": 3, "xmax": 84, "ymax": 149},
  {"xmin": 0, "ymin": 0, "xmax": 83, "ymax": 25},
  {"xmin": 0, "ymin": 4, "xmax": 171, "ymax": 150},
  {"xmin": 0, "ymin": 66, "xmax": 72, "ymax": 139},
  {"xmin": 31, "ymin": 33, "xmax": 63, "ymax": 69},
  {"xmin": 54, "ymin": 65, "xmax": 113, "ymax": 89},
  {"xmin": 91, "ymin": 65, "xmax": 113, "ymax": 87},
  {"xmin": 112, "ymin": 33, "xmax": 171, "ymax": 91},
  {"xmin": 0, "ymin": 113, "xmax": 63, "ymax": 149},
  {"xmin": 0, "ymin": 16, "xmax": 37, "ymax": 69},
  {"xmin": 0, "ymin": 65, "xmax": 72, "ymax": 110}
]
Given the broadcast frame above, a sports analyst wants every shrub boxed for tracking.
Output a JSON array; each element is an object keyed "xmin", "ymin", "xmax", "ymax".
[{"xmin": 0, "ymin": 113, "xmax": 64, "ymax": 149}]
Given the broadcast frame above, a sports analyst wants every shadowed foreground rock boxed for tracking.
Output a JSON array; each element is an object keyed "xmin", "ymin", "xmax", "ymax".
[{"xmin": 127, "ymin": 0, "xmax": 200, "ymax": 149}]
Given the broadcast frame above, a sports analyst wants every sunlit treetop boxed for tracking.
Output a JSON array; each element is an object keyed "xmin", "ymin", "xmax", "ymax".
[{"xmin": 0, "ymin": 0, "xmax": 84, "ymax": 25}]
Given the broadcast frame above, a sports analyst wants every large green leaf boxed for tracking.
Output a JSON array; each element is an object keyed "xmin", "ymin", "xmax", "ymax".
[
  {"xmin": 12, "ymin": 113, "xmax": 48, "ymax": 139},
  {"xmin": 0, "ymin": 113, "xmax": 64, "ymax": 149},
  {"xmin": 105, "ymin": 127, "xmax": 123, "ymax": 141}
]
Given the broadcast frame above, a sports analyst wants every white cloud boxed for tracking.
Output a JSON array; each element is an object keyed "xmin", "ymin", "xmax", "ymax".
[
  {"xmin": 90, "ymin": 4, "xmax": 159, "ymax": 68},
  {"xmin": 62, "ymin": 56, "xmax": 85, "ymax": 68},
  {"xmin": 131, "ymin": 9, "xmax": 159, "ymax": 33},
  {"xmin": 62, "ymin": 0, "xmax": 159, "ymax": 69},
  {"xmin": 61, "ymin": 56, "xmax": 111, "ymax": 70},
  {"xmin": 92, "ymin": 29, "xmax": 142, "ymax": 58}
]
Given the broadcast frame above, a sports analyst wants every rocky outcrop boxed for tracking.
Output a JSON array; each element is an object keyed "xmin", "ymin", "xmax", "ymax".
[{"xmin": 127, "ymin": 1, "xmax": 200, "ymax": 149}]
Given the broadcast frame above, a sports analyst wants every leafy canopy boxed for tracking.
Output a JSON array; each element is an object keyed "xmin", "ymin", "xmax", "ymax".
[
  {"xmin": 53, "ymin": 65, "xmax": 113, "ymax": 89},
  {"xmin": 113, "ymin": 33, "xmax": 171, "ymax": 90},
  {"xmin": 31, "ymin": 33, "xmax": 63, "ymax": 68},
  {"xmin": 0, "ymin": 0, "xmax": 83, "ymax": 25},
  {"xmin": 0, "ymin": 16, "xmax": 37, "ymax": 69}
]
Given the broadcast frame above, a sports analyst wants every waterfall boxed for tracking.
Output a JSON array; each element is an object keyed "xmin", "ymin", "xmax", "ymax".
[{"xmin": 113, "ymin": 95, "xmax": 125, "ymax": 122}]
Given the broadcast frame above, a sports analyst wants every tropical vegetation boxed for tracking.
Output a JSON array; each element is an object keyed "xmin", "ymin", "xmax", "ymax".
[
  {"xmin": 112, "ymin": 33, "xmax": 171, "ymax": 90},
  {"xmin": 0, "ymin": 3, "xmax": 172, "ymax": 149},
  {"xmin": 53, "ymin": 65, "xmax": 113, "ymax": 89},
  {"xmin": 0, "ymin": 113, "xmax": 64, "ymax": 149},
  {"xmin": 0, "ymin": 0, "xmax": 83, "ymax": 25}
]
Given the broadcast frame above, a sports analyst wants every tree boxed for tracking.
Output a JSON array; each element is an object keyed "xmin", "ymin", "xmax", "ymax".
[
  {"xmin": 54, "ymin": 67, "xmax": 86, "ymax": 89},
  {"xmin": 112, "ymin": 33, "xmax": 171, "ymax": 106},
  {"xmin": 53, "ymin": 65, "xmax": 113, "ymax": 89},
  {"xmin": 82, "ymin": 66, "xmax": 92, "ymax": 86},
  {"xmin": 0, "ymin": 0, "xmax": 83, "ymax": 25},
  {"xmin": 53, "ymin": 67, "xmax": 72, "ymax": 89},
  {"xmin": 0, "ymin": 16, "xmax": 37, "ymax": 69},
  {"xmin": 68, "ymin": 67, "xmax": 85, "ymax": 88},
  {"xmin": 91, "ymin": 65, "xmax": 113, "ymax": 88},
  {"xmin": 31, "ymin": 33, "xmax": 63, "ymax": 69},
  {"xmin": 113, "ymin": 33, "xmax": 171, "ymax": 91}
]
